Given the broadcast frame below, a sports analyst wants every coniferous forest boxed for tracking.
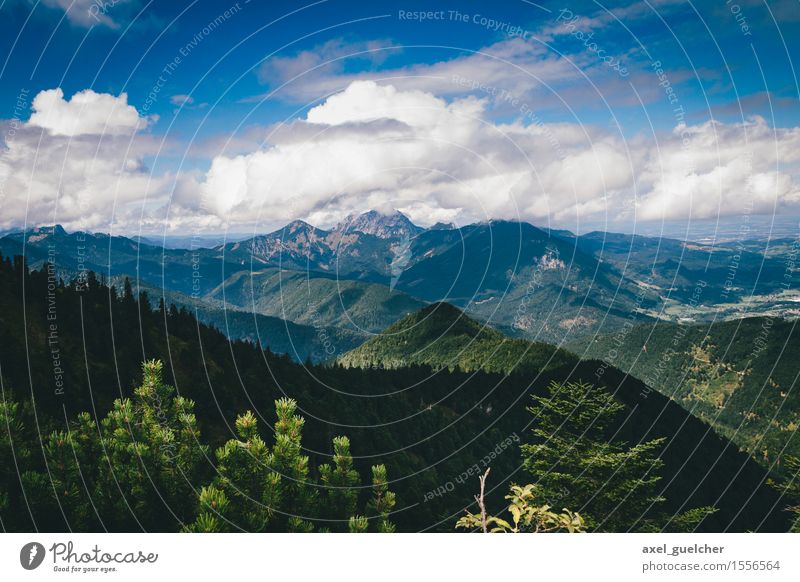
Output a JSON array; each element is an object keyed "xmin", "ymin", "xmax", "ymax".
[{"xmin": 1, "ymin": 256, "xmax": 797, "ymax": 533}]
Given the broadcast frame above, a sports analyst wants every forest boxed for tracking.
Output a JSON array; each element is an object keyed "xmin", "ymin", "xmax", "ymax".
[{"xmin": 0, "ymin": 255, "xmax": 797, "ymax": 532}]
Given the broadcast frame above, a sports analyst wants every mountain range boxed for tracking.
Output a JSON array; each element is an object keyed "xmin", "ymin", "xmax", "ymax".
[{"xmin": 2, "ymin": 210, "xmax": 797, "ymax": 354}]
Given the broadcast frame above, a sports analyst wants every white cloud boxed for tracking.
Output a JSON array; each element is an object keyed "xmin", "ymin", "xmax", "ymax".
[
  {"xmin": 29, "ymin": 88, "xmax": 154, "ymax": 137},
  {"xmin": 201, "ymin": 81, "xmax": 800, "ymax": 229},
  {"xmin": 4, "ymin": 83, "xmax": 799, "ymax": 234},
  {"xmin": 247, "ymin": 35, "xmax": 653, "ymax": 113},
  {"xmin": 636, "ymin": 118, "xmax": 800, "ymax": 220},
  {"xmin": 257, "ymin": 38, "xmax": 394, "ymax": 87},
  {"xmin": 0, "ymin": 88, "xmax": 177, "ymax": 231},
  {"xmin": 170, "ymin": 94, "xmax": 194, "ymax": 106}
]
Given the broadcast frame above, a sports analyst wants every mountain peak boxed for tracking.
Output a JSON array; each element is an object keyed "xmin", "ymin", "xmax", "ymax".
[
  {"xmin": 268, "ymin": 219, "xmax": 327, "ymax": 239},
  {"xmin": 284, "ymin": 219, "xmax": 315, "ymax": 232},
  {"xmin": 17, "ymin": 224, "xmax": 68, "ymax": 241},
  {"xmin": 335, "ymin": 209, "xmax": 422, "ymax": 240}
]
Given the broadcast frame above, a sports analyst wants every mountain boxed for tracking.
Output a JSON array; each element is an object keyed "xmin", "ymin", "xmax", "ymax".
[
  {"xmin": 339, "ymin": 302, "xmax": 577, "ymax": 374},
  {"xmin": 0, "ymin": 223, "xmax": 427, "ymax": 355},
  {"xmin": 333, "ymin": 209, "xmax": 423, "ymax": 240},
  {"xmin": 568, "ymin": 318, "xmax": 800, "ymax": 475},
  {"xmin": 0, "ymin": 258, "xmax": 793, "ymax": 531},
  {"xmin": 203, "ymin": 267, "xmax": 427, "ymax": 336},
  {"xmin": 215, "ymin": 210, "xmax": 422, "ymax": 281},
  {"xmin": 0, "ymin": 224, "xmax": 243, "ymax": 297},
  {"xmin": 391, "ymin": 220, "xmax": 659, "ymax": 342},
  {"xmin": 5, "ymin": 216, "xmax": 796, "ymax": 351}
]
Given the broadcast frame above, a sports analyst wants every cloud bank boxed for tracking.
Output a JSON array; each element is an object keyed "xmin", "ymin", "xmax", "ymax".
[
  {"xmin": 201, "ymin": 80, "xmax": 800, "ymax": 229},
  {"xmin": 2, "ymin": 82, "xmax": 799, "ymax": 232}
]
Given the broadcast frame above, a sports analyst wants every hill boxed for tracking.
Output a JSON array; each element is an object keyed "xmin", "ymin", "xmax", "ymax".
[
  {"xmin": 392, "ymin": 220, "xmax": 659, "ymax": 343},
  {"xmin": 568, "ymin": 318, "xmax": 800, "ymax": 474},
  {"xmin": 339, "ymin": 302, "xmax": 577, "ymax": 374}
]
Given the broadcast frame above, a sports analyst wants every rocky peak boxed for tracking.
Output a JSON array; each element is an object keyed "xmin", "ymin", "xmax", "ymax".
[{"xmin": 334, "ymin": 210, "xmax": 422, "ymax": 240}]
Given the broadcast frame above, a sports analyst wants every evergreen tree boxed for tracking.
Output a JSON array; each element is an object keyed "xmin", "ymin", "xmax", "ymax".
[
  {"xmin": 271, "ymin": 397, "xmax": 316, "ymax": 532},
  {"xmin": 187, "ymin": 410, "xmax": 280, "ymax": 532},
  {"xmin": 522, "ymin": 381, "xmax": 712, "ymax": 531},
  {"xmin": 186, "ymin": 399, "xmax": 396, "ymax": 532},
  {"xmin": 770, "ymin": 456, "xmax": 800, "ymax": 532},
  {"xmin": 93, "ymin": 360, "xmax": 208, "ymax": 530},
  {"xmin": 368, "ymin": 464, "xmax": 396, "ymax": 533},
  {"xmin": 319, "ymin": 436, "xmax": 360, "ymax": 522},
  {"xmin": 0, "ymin": 393, "xmax": 29, "ymax": 530}
]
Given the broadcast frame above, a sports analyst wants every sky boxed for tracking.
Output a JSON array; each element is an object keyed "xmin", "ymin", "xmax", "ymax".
[{"xmin": 0, "ymin": 0, "xmax": 799, "ymax": 236}]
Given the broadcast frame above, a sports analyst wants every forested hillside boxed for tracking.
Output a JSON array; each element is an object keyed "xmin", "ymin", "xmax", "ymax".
[
  {"xmin": 569, "ymin": 319, "xmax": 800, "ymax": 475},
  {"xmin": 0, "ymin": 256, "xmax": 795, "ymax": 532},
  {"xmin": 339, "ymin": 302, "xmax": 577, "ymax": 373}
]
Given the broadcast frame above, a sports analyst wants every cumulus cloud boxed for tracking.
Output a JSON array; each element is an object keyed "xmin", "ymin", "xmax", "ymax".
[
  {"xmin": 0, "ymin": 88, "xmax": 178, "ymax": 231},
  {"xmin": 4, "ymin": 82, "xmax": 799, "ymax": 234},
  {"xmin": 201, "ymin": 80, "xmax": 800, "ymax": 229},
  {"xmin": 29, "ymin": 88, "xmax": 155, "ymax": 137},
  {"xmin": 636, "ymin": 117, "xmax": 800, "ymax": 220}
]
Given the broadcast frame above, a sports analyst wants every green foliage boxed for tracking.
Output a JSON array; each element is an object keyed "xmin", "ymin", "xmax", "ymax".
[
  {"xmin": 457, "ymin": 483, "xmax": 585, "ymax": 533},
  {"xmin": 523, "ymin": 381, "xmax": 665, "ymax": 531},
  {"xmin": 769, "ymin": 456, "xmax": 800, "ymax": 533},
  {"xmin": 204, "ymin": 267, "xmax": 426, "ymax": 336},
  {"xmin": 455, "ymin": 381, "xmax": 716, "ymax": 533},
  {"xmin": 188, "ymin": 486, "xmax": 231, "ymax": 532},
  {"xmin": 188, "ymin": 410, "xmax": 280, "ymax": 532},
  {"xmin": 271, "ymin": 398, "xmax": 316, "ymax": 532},
  {"xmin": 339, "ymin": 302, "xmax": 577, "ymax": 374},
  {"xmin": 182, "ymin": 398, "xmax": 395, "ymax": 533},
  {"xmin": 0, "ymin": 394, "xmax": 30, "ymax": 529},
  {"xmin": 93, "ymin": 360, "xmax": 208, "ymax": 529},
  {"xmin": 2, "ymin": 359, "xmax": 396, "ymax": 533},
  {"xmin": 348, "ymin": 515, "xmax": 369, "ymax": 533},
  {"xmin": 319, "ymin": 436, "xmax": 360, "ymax": 521},
  {"xmin": 665, "ymin": 506, "xmax": 720, "ymax": 533},
  {"xmin": 369, "ymin": 464, "xmax": 397, "ymax": 533}
]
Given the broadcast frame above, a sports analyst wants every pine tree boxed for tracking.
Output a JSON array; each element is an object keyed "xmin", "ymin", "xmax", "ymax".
[
  {"xmin": 523, "ymin": 381, "xmax": 663, "ymax": 531},
  {"xmin": 187, "ymin": 410, "xmax": 280, "ymax": 532},
  {"xmin": 770, "ymin": 456, "xmax": 800, "ymax": 532},
  {"xmin": 522, "ymin": 381, "xmax": 713, "ymax": 531},
  {"xmin": 35, "ymin": 416, "xmax": 99, "ymax": 530},
  {"xmin": 368, "ymin": 464, "xmax": 396, "ymax": 532},
  {"xmin": 319, "ymin": 436, "xmax": 361, "ymax": 522},
  {"xmin": 95, "ymin": 360, "xmax": 208, "ymax": 530},
  {"xmin": 0, "ymin": 394, "xmax": 29, "ymax": 529},
  {"xmin": 271, "ymin": 397, "xmax": 316, "ymax": 532}
]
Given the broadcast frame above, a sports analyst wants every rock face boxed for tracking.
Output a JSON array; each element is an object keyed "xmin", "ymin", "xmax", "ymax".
[
  {"xmin": 333, "ymin": 209, "xmax": 423, "ymax": 240},
  {"xmin": 218, "ymin": 210, "xmax": 425, "ymax": 278}
]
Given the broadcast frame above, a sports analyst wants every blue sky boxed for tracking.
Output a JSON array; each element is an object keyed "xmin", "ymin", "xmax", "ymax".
[{"xmin": 1, "ymin": 0, "xmax": 799, "ymax": 234}]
